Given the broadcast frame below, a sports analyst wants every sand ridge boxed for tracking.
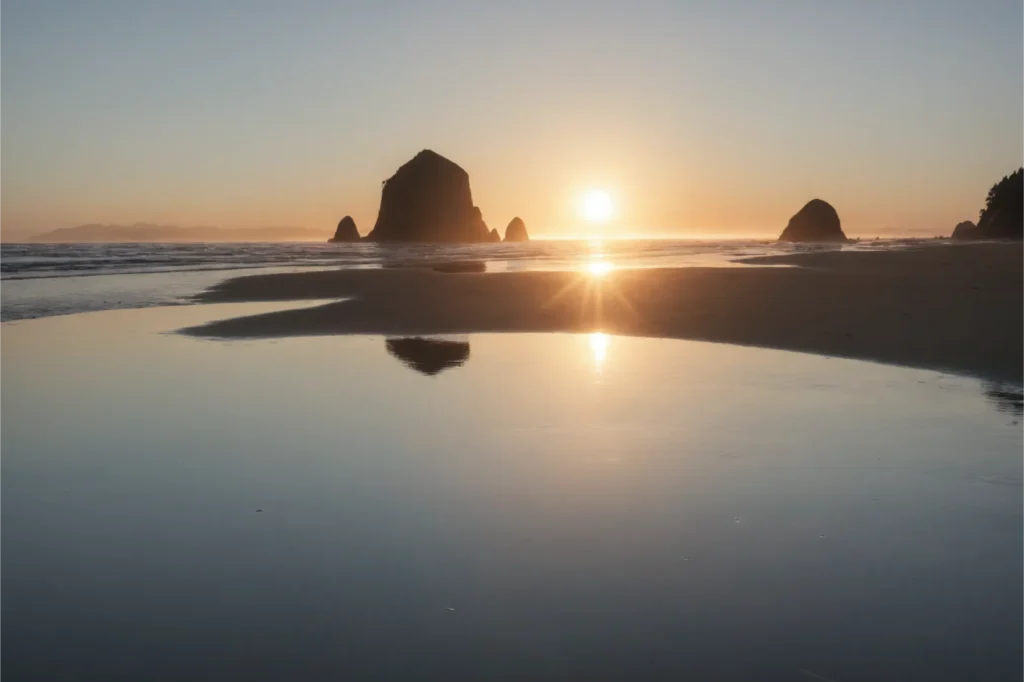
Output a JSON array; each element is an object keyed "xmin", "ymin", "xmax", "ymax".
[{"xmin": 186, "ymin": 243, "xmax": 1023, "ymax": 382}]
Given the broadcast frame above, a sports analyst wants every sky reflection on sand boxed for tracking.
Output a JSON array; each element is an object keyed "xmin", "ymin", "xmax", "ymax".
[{"xmin": 2, "ymin": 303, "xmax": 1021, "ymax": 682}]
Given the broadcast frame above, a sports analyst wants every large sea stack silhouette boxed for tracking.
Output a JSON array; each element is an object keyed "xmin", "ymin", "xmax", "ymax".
[
  {"xmin": 328, "ymin": 216, "xmax": 360, "ymax": 243},
  {"xmin": 952, "ymin": 168, "xmax": 1023, "ymax": 240},
  {"xmin": 778, "ymin": 199, "xmax": 847, "ymax": 242},
  {"xmin": 504, "ymin": 217, "xmax": 529, "ymax": 242},
  {"xmin": 367, "ymin": 150, "xmax": 491, "ymax": 243}
]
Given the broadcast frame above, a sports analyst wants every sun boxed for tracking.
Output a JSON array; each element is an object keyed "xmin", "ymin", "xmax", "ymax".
[{"xmin": 580, "ymin": 189, "xmax": 614, "ymax": 223}]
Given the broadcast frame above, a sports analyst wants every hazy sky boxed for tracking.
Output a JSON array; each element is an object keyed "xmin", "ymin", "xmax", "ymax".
[{"xmin": 3, "ymin": 0, "xmax": 1021, "ymax": 238}]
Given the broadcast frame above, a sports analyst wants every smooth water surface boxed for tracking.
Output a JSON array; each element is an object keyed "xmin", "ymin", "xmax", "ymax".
[{"xmin": 3, "ymin": 304, "xmax": 1021, "ymax": 681}]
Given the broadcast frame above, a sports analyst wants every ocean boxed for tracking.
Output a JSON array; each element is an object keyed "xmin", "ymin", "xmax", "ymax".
[{"xmin": 0, "ymin": 238, "xmax": 934, "ymax": 321}]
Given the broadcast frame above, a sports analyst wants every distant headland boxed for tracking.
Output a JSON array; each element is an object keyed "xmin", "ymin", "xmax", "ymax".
[{"xmin": 20, "ymin": 223, "xmax": 330, "ymax": 243}]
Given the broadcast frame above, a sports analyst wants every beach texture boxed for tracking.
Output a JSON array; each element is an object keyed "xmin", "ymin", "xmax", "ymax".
[{"xmin": 188, "ymin": 243, "xmax": 1022, "ymax": 382}]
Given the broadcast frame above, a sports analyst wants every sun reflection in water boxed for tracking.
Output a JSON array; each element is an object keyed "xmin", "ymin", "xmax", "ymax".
[{"xmin": 590, "ymin": 332, "xmax": 610, "ymax": 369}]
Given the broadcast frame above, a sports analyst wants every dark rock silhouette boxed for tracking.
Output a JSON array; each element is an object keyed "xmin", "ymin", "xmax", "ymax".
[
  {"xmin": 778, "ymin": 199, "xmax": 847, "ymax": 242},
  {"xmin": 952, "ymin": 221, "xmax": 978, "ymax": 239},
  {"xmin": 504, "ymin": 217, "xmax": 529, "ymax": 242},
  {"xmin": 385, "ymin": 337, "xmax": 470, "ymax": 375},
  {"xmin": 367, "ymin": 150, "xmax": 492, "ymax": 243},
  {"xmin": 470, "ymin": 206, "xmax": 490, "ymax": 236},
  {"xmin": 982, "ymin": 382, "xmax": 1023, "ymax": 416},
  {"xmin": 328, "ymin": 216, "xmax": 360, "ymax": 243},
  {"xmin": 953, "ymin": 168, "xmax": 1023, "ymax": 240},
  {"xmin": 488, "ymin": 228, "xmax": 501, "ymax": 242}
]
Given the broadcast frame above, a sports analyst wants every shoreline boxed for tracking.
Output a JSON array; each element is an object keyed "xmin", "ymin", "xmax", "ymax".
[{"xmin": 185, "ymin": 243, "xmax": 1023, "ymax": 383}]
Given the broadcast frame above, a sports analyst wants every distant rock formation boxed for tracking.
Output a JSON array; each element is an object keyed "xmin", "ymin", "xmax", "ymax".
[
  {"xmin": 26, "ymin": 223, "xmax": 330, "ymax": 243},
  {"xmin": 504, "ymin": 217, "xmax": 529, "ymax": 242},
  {"xmin": 778, "ymin": 199, "xmax": 847, "ymax": 242},
  {"xmin": 952, "ymin": 221, "xmax": 978, "ymax": 240},
  {"xmin": 952, "ymin": 168, "xmax": 1023, "ymax": 240},
  {"xmin": 488, "ymin": 228, "xmax": 501, "ymax": 242},
  {"xmin": 385, "ymin": 337, "xmax": 470, "ymax": 375},
  {"xmin": 328, "ymin": 216, "xmax": 360, "ymax": 243},
  {"xmin": 367, "ymin": 150, "xmax": 492, "ymax": 243}
]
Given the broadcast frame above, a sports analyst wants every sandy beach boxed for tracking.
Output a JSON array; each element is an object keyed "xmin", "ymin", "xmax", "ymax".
[{"xmin": 187, "ymin": 243, "xmax": 1022, "ymax": 383}]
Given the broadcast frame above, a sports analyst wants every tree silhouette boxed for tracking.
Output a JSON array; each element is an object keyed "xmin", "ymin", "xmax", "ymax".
[{"xmin": 977, "ymin": 168, "xmax": 1023, "ymax": 239}]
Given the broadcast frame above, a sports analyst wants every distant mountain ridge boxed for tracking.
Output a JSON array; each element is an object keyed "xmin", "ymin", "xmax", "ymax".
[{"xmin": 23, "ymin": 223, "xmax": 330, "ymax": 243}]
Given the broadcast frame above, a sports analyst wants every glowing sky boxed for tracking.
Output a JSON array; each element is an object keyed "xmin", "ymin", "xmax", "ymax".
[{"xmin": 2, "ymin": 0, "xmax": 1021, "ymax": 238}]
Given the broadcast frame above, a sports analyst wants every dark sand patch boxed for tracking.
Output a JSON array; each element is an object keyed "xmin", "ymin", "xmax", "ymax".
[{"xmin": 185, "ymin": 243, "xmax": 1023, "ymax": 382}]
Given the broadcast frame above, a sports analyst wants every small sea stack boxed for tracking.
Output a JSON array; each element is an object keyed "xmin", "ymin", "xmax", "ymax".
[
  {"xmin": 504, "ymin": 217, "xmax": 529, "ymax": 242},
  {"xmin": 952, "ymin": 221, "xmax": 978, "ymax": 240},
  {"xmin": 328, "ymin": 216, "xmax": 360, "ymax": 243},
  {"xmin": 778, "ymin": 199, "xmax": 847, "ymax": 242}
]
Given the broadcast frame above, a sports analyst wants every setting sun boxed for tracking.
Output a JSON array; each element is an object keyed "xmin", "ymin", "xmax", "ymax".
[{"xmin": 580, "ymin": 189, "xmax": 614, "ymax": 223}]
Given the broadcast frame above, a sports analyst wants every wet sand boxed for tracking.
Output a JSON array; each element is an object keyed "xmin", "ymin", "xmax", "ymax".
[{"xmin": 187, "ymin": 243, "xmax": 1022, "ymax": 382}]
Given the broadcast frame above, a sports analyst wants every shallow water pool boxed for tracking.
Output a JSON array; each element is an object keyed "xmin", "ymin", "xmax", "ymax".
[{"xmin": 3, "ymin": 303, "xmax": 1021, "ymax": 681}]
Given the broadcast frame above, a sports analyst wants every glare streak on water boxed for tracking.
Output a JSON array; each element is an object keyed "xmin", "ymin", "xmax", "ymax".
[{"xmin": 0, "ymin": 238, "xmax": 944, "ymax": 321}]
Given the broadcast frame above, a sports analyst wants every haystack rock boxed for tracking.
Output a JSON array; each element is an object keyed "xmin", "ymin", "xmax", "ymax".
[
  {"xmin": 328, "ymin": 216, "xmax": 360, "ymax": 243},
  {"xmin": 778, "ymin": 199, "xmax": 847, "ymax": 242},
  {"xmin": 951, "ymin": 221, "xmax": 978, "ymax": 240},
  {"xmin": 504, "ymin": 217, "xmax": 529, "ymax": 242},
  {"xmin": 367, "ymin": 150, "xmax": 491, "ymax": 243}
]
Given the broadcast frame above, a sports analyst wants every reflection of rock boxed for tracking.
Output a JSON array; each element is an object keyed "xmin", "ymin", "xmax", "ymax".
[
  {"xmin": 328, "ymin": 216, "xmax": 360, "ymax": 242},
  {"xmin": 433, "ymin": 261, "xmax": 486, "ymax": 273},
  {"xmin": 383, "ymin": 260, "xmax": 486, "ymax": 273},
  {"xmin": 504, "ymin": 217, "xmax": 529, "ymax": 242},
  {"xmin": 385, "ymin": 337, "xmax": 470, "ymax": 375},
  {"xmin": 951, "ymin": 221, "xmax": 978, "ymax": 240},
  {"xmin": 778, "ymin": 199, "xmax": 847, "ymax": 242},
  {"xmin": 367, "ymin": 150, "xmax": 492, "ymax": 243},
  {"xmin": 982, "ymin": 381, "xmax": 1023, "ymax": 416}
]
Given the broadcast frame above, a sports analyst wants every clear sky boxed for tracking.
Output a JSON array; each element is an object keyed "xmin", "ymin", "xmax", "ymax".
[{"xmin": 3, "ymin": 0, "xmax": 1021, "ymax": 239}]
